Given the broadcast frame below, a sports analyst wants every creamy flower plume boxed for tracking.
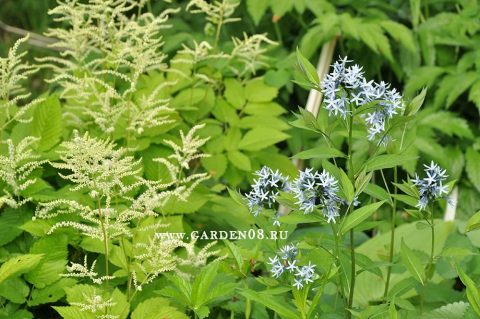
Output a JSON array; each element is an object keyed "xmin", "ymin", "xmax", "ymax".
[{"xmin": 0, "ymin": 137, "xmax": 46, "ymax": 207}]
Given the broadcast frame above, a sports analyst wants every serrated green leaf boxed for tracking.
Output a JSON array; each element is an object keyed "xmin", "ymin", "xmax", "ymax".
[
  {"xmin": 246, "ymin": 0, "xmax": 269, "ymax": 25},
  {"xmin": 0, "ymin": 207, "xmax": 32, "ymax": 246},
  {"xmin": 380, "ymin": 20, "xmax": 416, "ymax": 52},
  {"xmin": 32, "ymin": 95, "xmax": 63, "ymax": 151},
  {"xmin": 243, "ymin": 102, "xmax": 286, "ymax": 116},
  {"xmin": 131, "ymin": 297, "xmax": 188, "ymax": 319},
  {"xmin": 201, "ymin": 153, "xmax": 227, "ymax": 178},
  {"xmin": 25, "ymin": 234, "xmax": 68, "ymax": 288},
  {"xmin": 0, "ymin": 277, "xmax": 29, "ymax": 303},
  {"xmin": 420, "ymin": 112, "xmax": 473, "ymax": 139},
  {"xmin": 0, "ymin": 254, "xmax": 44, "ymax": 284},
  {"xmin": 227, "ymin": 150, "xmax": 251, "ymax": 171},
  {"xmin": 466, "ymin": 148, "xmax": 480, "ymax": 193},
  {"xmin": 404, "ymin": 66, "xmax": 445, "ymax": 97},
  {"xmin": 28, "ymin": 278, "xmax": 76, "ymax": 306},
  {"xmin": 224, "ymin": 78, "xmax": 246, "ymax": 109},
  {"xmin": 238, "ymin": 128, "xmax": 289, "ymax": 151},
  {"xmin": 423, "ymin": 301, "xmax": 469, "ymax": 319},
  {"xmin": 244, "ymin": 78, "xmax": 278, "ymax": 102}
]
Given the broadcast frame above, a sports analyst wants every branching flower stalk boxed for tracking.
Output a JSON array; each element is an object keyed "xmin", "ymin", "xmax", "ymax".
[
  {"xmin": 186, "ymin": 0, "xmax": 240, "ymax": 50},
  {"xmin": 411, "ymin": 161, "xmax": 449, "ymax": 312},
  {"xmin": 0, "ymin": 35, "xmax": 44, "ymax": 136},
  {"xmin": 38, "ymin": 0, "xmax": 179, "ymax": 141},
  {"xmin": 34, "ymin": 125, "xmax": 213, "ymax": 307},
  {"xmin": 0, "ymin": 137, "xmax": 46, "ymax": 208}
]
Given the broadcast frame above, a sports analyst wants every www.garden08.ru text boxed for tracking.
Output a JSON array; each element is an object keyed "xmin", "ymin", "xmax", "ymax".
[{"xmin": 155, "ymin": 229, "xmax": 288, "ymax": 241}]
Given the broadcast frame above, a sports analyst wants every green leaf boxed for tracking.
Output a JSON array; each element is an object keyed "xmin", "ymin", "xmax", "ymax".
[
  {"xmin": 420, "ymin": 112, "xmax": 473, "ymax": 139},
  {"xmin": 238, "ymin": 128, "xmax": 289, "ymax": 151},
  {"xmin": 32, "ymin": 95, "xmax": 63, "ymax": 151},
  {"xmin": 365, "ymin": 154, "xmax": 418, "ymax": 172},
  {"xmin": 25, "ymin": 234, "xmax": 68, "ymax": 288},
  {"xmin": 167, "ymin": 262, "xmax": 234, "ymax": 319},
  {"xmin": 131, "ymin": 297, "xmax": 188, "ymax": 319},
  {"xmin": 433, "ymin": 72, "xmax": 478, "ymax": 109},
  {"xmin": 466, "ymin": 211, "xmax": 480, "ymax": 233},
  {"xmin": 224, "ymin": 78, "xmax": 246, "ymax": 109},
  {"xmin": 292, "ymin": 146, "xmax": 345, "ymax": 160},
  {"xmin": 389, "ymin": 298, "xmax": 398, "ymax": 319},
  {"xmin": 364, "ymin": 184, "xmax": 391, "ymax": 203},
  {"xmin": 400, "ymin": 240, "xmax": 424, "ymax": 285},
  {"xmin": 468, "ymin": 80, "xmax": 480, "ymax": 113},
  {"xmin": 54, "ymin": 307, "xmax": 96, "ymax": 319},
  {"xmin": 0, "ymin": 277, "xmax": 29, "ymax": 303},
  {"xmin": 212, "ymin": 98, "xmax": 239, "ymax": 125},
  {"xmin": 355, "ymin": 171, "xmax": 373, "ymax": 196},
  {"xmin": 423, "ymin": 301, "xmax": 469, "ymax": 319},
  {"xmin": 0, "ymin": 254, "xmax": 44, "ymax": 284},
  {"xmin": 380, "ymin": 20, "xmax": 416, "ymax": 52},
  {"xmin": 227, "ymin": 151, "xmax": 251, "ymax": 171},
  {"xmin": 243, "ymin": 102, "xmax": 286, "ymax": 116},
  {"xmin": 244, "ymin": 78, "xmax": 278, "ymax": 102},
  {"xmin": 239, "ymin": 289, "xmax": 299, "ymax": 319},
  {"xmin": 28, "ymin": 278, "xmax": 76, "ymax": 306},
  {"xmin": 339, "ymin": 169, "xmax": 354, "ymax": 204},
  {"xmin": 246, "ymin": 0, "xmax": 269, "ymax": 25},
  {"xmin": 201, "ymin": 153, "xmax": 227, "ymax": 178},
  {"xmin": 358, "ymin": 23, "xmax": 393, "ymax": 61},
  {"xmin": 456, "ymin": 266, "xmax": 480, "ymax": 316},
  {"xmin": 340, "ymin": 201, "xmax": 385, "ymax": 236},
  {"xmin": 466, "ymin": 148, "xmax": 480, "ymax": 193},
  {"xmin": 238, "ymin": 116, "xmax": 290, "ymax": 131},
  {"xmin": 0, "ymin": 207, "xmax": 32, "ymax": 246},
  {"xmin": 296, "ymin": 47, "xmax": 319, "ymax": 86},
  {"xmin": 405, "ymin": 87, "xmax": 426, "ymax": 116},
  {"xmin": 223, "ymin": 240, "xmax": 246, "ymax": 275},
  {"xmin": 405, "ymin": 66, "xmax": 445, "ymax": 97},
  {"xmin": 392, "ymin": 194, "xmax": 418, "ymax": 207}
]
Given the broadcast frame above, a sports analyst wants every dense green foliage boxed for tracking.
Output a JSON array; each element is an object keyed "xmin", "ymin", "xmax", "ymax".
[{"xmin": 0, "ymin": 0, "xmax": 480, "ymax": 318}]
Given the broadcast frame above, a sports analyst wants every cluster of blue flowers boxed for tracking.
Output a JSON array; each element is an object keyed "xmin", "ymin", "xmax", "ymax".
[
  {"xmin": 321, "ymin": 56, "xmax": 403, "ymax": 141},
  {"xmin": 246, "ymin": 166, "xmax": 346, "ymax": 224},
  {"xmin": 245, "ymin": 167, "xmax": 289, "ymax": 217},
  {"xmin": 412, "ymin": 161, "xmax": 450, "ymax": 210},
  {"xmin": 267, "ymin": 244, "xmax": 316, "ymax": 289},
  {"xmin": 291, "ymin": 168, "xmax": 343, "ymax": 223}
]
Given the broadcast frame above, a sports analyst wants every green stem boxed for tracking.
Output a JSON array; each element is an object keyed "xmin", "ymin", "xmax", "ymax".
[
  {"xmin": 213, "ymin": 4, "xmax": 224, "ymax": 50},
  {"xmin": 420, "ymin": 204, "xmax": 436, "ymax": 314},
  {"xmin": 347, "ymin": 112, "xmax": 356, "ymax": 317},
  {"xmin": 426, "ymin": 207, "xmax": 435, "ymax": 280},
  {"xmin": 97, "ymin": 198, "xmax": 110, "ymax": 289},
  {"xmin": 121, "ymin": 237, "xmax": 132, "ymax": 301},
  {"xmin": 330, "ymin": 222, "xmax": 346, "ymax": 304},
  {"xmin": 383, "ymin": 167, "xmax": 398, "ymax": 298}
]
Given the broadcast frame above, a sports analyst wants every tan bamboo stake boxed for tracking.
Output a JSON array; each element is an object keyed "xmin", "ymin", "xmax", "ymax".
[
  {"xmin": 292, "ymin": 36, "xmax": 338, "ymax": 170},
  {"xmin": 0, "ymin": 20, "xmax": 61, "ymax": 51},
  {"xmin": 278, "ymin": 37, "xmax": 338, "ymax": 216}
]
